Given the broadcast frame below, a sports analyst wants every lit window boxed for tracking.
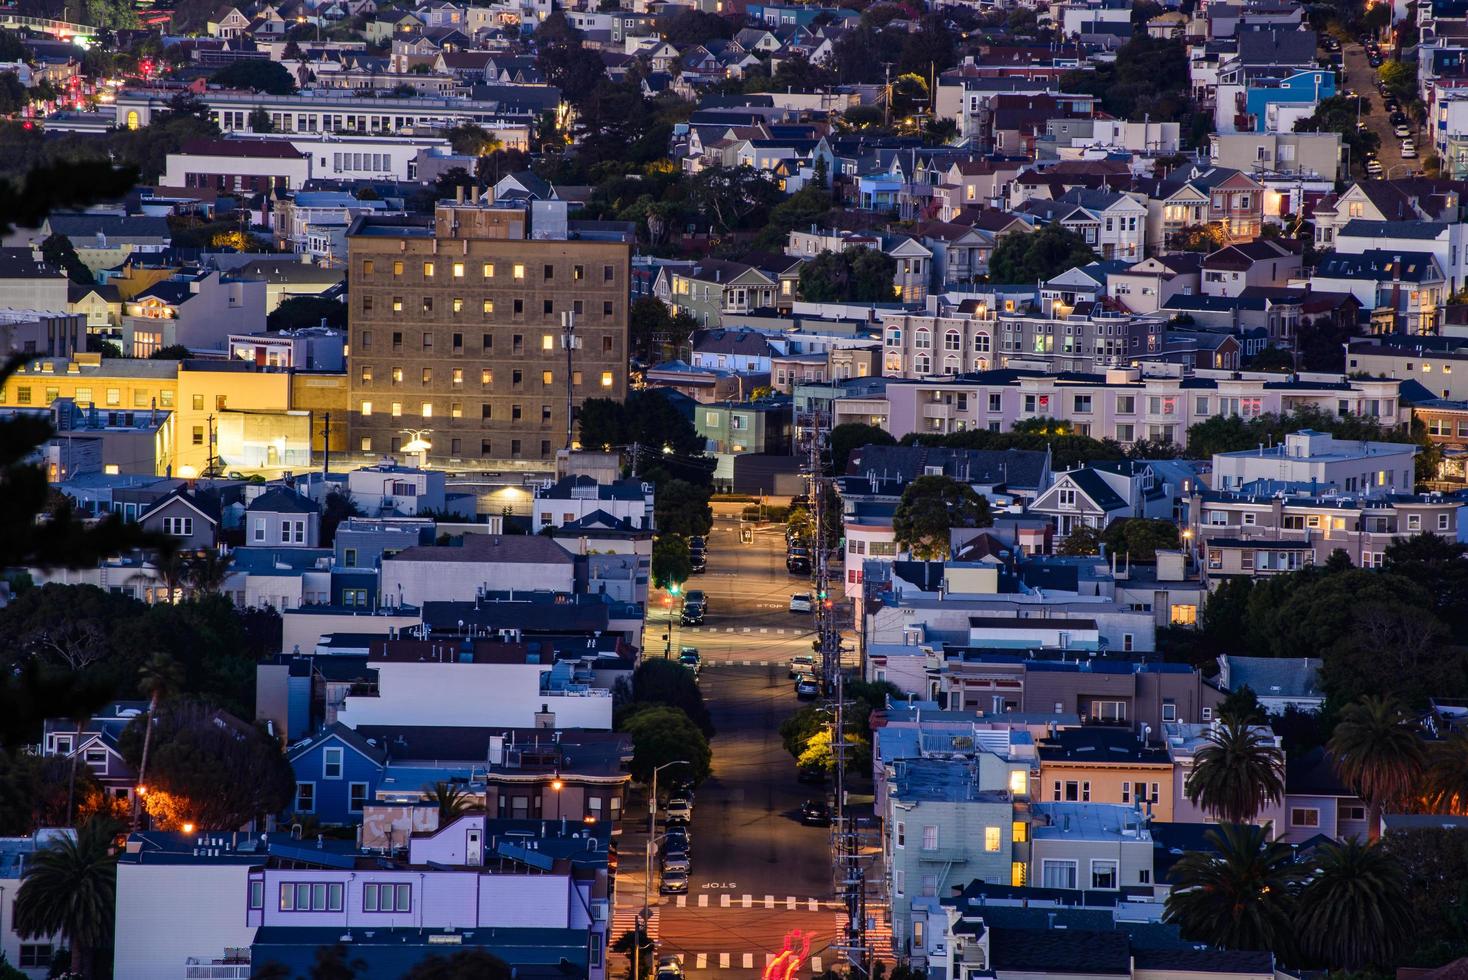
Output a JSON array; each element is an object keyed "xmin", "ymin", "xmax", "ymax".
[
  {"xmin": 513, "ymin": 264, "xmax": 525, "ymax": 280},
  {"xmin": 542, "ymin": 370, "xmax": 553, "ymax": 385},
  {"xmin": 361, "ymin": 401, "xmax": 373, "ymax": 416},
  {"xmin": 452, "ymin": 262, "xmax": 464, "ymax": 278},
  {"xmin": 482, "ymin": 263, "xmax": 495, "ymax": 277},
  {"xmin": 1012, "ymin": 821, "xmax": 1027, "ymax": 843},
  {"xmin": 421, "ymin": 403, "xmax": 433, "ymax": 418},
  {"xmin": 1008, "ymin": 770, "xmax": 1027, "ymax": 795},
  {"xmin": 423, "ymin": 261, "xmax": 435, "ymax": 277},
  {"xmin": 984, "ymin": 826, "xmax": 1001, "ymax": 852},
  {"xmin": 542, "ymin": 335, "xmax": 554, "ymax": 350},
  {"xmin": 601, "ymin": 372, "xmax": 614, "ymax": 387}
]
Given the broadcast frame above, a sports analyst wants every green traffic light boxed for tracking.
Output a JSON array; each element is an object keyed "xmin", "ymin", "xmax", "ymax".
[{"xmin": 669, "ymin": 585, "xmax": 681, "ymax": 595}]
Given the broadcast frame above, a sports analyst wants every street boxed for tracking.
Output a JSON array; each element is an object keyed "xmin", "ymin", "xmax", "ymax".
[
  {"xmin": 618, "ymin": 519, "xmax": 846, "ymax": 977},
  {"xmin": 1341, "ymin": 40, "xmax": 1421, "ymax": 178}
]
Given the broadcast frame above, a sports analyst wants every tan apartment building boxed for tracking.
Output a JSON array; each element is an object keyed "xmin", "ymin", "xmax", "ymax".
[{"xmin": 345, "ymin": 204, "xmax": 631, "ymax": 464}]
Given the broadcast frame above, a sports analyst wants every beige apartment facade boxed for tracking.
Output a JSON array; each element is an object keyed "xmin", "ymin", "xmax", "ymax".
[{"xmin": 346, "ymin": 205, "xmax": 631, "ymax": 464}]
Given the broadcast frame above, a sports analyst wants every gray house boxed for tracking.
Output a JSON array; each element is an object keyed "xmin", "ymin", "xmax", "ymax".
[
  {"xmin": 246, "ymin": 487, "xmax": 323, "ymax": 549},
  {"xmin": 139, "ymin": 487, "xmax": 220, "ymax": 550}
]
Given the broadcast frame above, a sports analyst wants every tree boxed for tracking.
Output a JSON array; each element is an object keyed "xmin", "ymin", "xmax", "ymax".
[
  {"xmin": 1244, "ymin": 346, "xmax": 1294, "ymax": 372},
  {"xmin": 39, "ymin": 233, "xmax": 92, "ymax": 284},
  {"xmin": 446, "ymin": 122, "xmax": 501, "ymax": 157},
  {"xmin": 1296, "ymin": 837, "xmax": 1413, "ymax": 971},
  {"xmin": 654, "ymin": 480, "xmax": 713, "ymax": 539},
  {"xmin": 1378, "ymin": 827, "xmax": 1468, "ymax": 966},
  {"xmin": 535, "ymin": 12, "xmax": 607, "ymax": 103},
  {"xmin": 892, "ymin": 475, "xmax": 992, "ymax": 560},
  {"xmin": 798, "ymin": 247, "xmax": 899, "ymax": 303},
  {"xmin": 1328, "ymin": 696, "xmax": 1427, "ymax": 841},
  {"xmin": 267, "ymin": 295, "xmax": 348, "ymax": 332},
  {"xmin": 651, "ymin": 535, "xmax": 692, "ymax": 594},
  {"xmin": 402, "ymin": 950, "xmax": 513, "ymax": 980},
  {"xmin": 1184, "ymin": 716, "xmax": 1284, "ymax": 824},
  {"xmin": 1295, "ymin": 95, "xmax": 1380, "ymax": 173},
  {"xmin": 1056, "ymin": 524, "xmax": 1103, "ymax": 556},
  {"xmin": 686, "ymin": 165, "xmax": 782, "ymax": 235},
  {"xmin": 629, "ymin": 296, "xmax": 676, "ymax": 363},
  {"xmin": 619, "ymin": 705, "xmax": 711, "ymax": 785},
  {"xmin": 1164, "ymin": 823, "xmax": 1299, "ymax": 955},
  {"xmin": 1059, "ymin": 35, "xmax": 1192, "ymax": 123},
  {"xmin": 658, "ymin": 8, "xmax": 733, "ymax": 47},
  {"xmin": 319, "ymin": 489, "xmax": 362, "ymax": 548},
  {"xmin": 149, "ymin": 344, "xmax": 191, "ymax": 360},
  {"xmin": 210, "ymin": 60, "xmax": 297, "ymax": 95},
  {"xmin": 132, "ymin": 652, "xmax": 182, "ymax": 828},
  {"xmin": 1423, "ymin": 733, "xmax": 1468, "ymax": 814},
  {"xmin": 248, "ymin": 107, "xmax": 274, "ymax": 133},
  {"xmin": 1101, "ymin": 518, "xmax": 1180, "ymax": 562},
  {"xmin": 308, "ymin": 944, "xmax": 365, "ymax": 980},
  {"xmin": 1383, "ymin": 533, "xmax": 1468, "ymax": 640},
  {"xmin": 623, "ymin": 658, "xmax": 713, "ymax": 737},
  {"xmin": 13, "ymin": 819, "xmax": 118, "ymax": 978},
  {"xmin": 829, "ymin": 422, "xmax": 895, "ymax": 476},
  {"xmin": 422, "ymin": 781, "xmax": 472, "ymax": 823},
  {"xmin": 988, "ymin": 224, "xmax": 1097, "ymax": 283},
  {"xmin": 1169, "ymin": 223, "xmax": 1230, "ymax": 252},
  {"xmin": 1217, "ymin": 685, "xmax": 1265, "ymax": 725},
  {"xmin": 119, "ymin": 700, "xmax": 295, "ymax": 830},
  {"xmin": 795, "ymin": 728, "xmax": 867, "ymax": 773},
  {"xmin": 897, "ymin": 13, "xmax": 957, "ymax": 77}
]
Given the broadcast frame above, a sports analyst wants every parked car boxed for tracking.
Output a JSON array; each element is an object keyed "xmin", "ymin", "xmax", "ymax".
[
  {"xmin": 789, "ymin": 654, "xmax": 816, "ymax": 678},
  {"xmin": 661, "ymin": 852, "xmax": 691, "ymax": 874},
  {"xmin": 689, "ymin": 550, "xmax": 707, "ymax": 574},
  {"xmin": 1402, "ymin": 140, "xmax": 1417, "ymax": 157},
  {"xmin": 1366, "ymin": 159, "xmax": 1384, "ymax": 175},
  {"xmin": 680, "ymin": 603, "xmax": 704, "ymax": 626},
  {"xmin": 660, "ymin": 870, "xmax": 689, "ymax": 894},
  {"xmin": 789, "ymin": 592, "xmax": 813, "ymax": 613},
  {"xmin": 795, "ymin": 676, "xmax": 820, "ymax": 699},
  {"xmin": 786, "ymin": 547, "xmax": 811, "ymax": 574},
  {"xmin": 800, "ymin": 799, "xmax": 832, "ymax": 825},
  {"xmin": 656, "ymin": 955, "xmax": 684, "ymax": 980},
  {"xmin": 1395, "ymin": 124, "xmax": 1411, "ymax": 138},
  {"xmin": 664, "ymin": 825, "xmax": 691, "ymax": 848},
  {"xmin": 665, "ymin": 797, "xmax": 693, "ymax": 821}
]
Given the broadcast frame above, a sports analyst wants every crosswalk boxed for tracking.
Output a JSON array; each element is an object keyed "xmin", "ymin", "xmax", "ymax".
[
  {"xmin": 609, "ymin": 902, "xmax": 660, "ymax": 945},
  {"xmin": 670, "ymin": 893, "xmax": 831, "ymax": 912},
  {"xmin": 697, "ymin": 659, "xmax": 794, "ymax": 668},
  {"xmin": 674, "ymin": 952, "xmax": 827, "ymax": 973},
  {"xmin": 682, "ymin": 626, "xmax": 812, "ymax": 636}
]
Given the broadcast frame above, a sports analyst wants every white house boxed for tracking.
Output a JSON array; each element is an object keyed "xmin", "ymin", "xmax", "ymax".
[
  {"xmin": 1212, "ymin": 429, "xmax": 1418, "ymax": 497},
  {"xmin": 379, "ymin": 534, "xmax": 575, "ymax": 606}
]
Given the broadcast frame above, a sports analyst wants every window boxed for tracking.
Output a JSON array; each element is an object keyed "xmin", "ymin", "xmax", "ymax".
[
  {"xmin": 363, "ymin": 882, "xmax": 412, "ymax": 912},
  {"xmin": 894, "ymin": 870, "xmax": 905, "ymax": 895},
  {"xmin": 1041, "ymin": 859, "xmax": 1078, "ymax": 889},
  {"xmin": 452, "ymin": 262, "xmax": 464, "ymax": 278},
  {"xmin": 1162, "ymin": 699, "xmax": 1177, "ymax": 722},
  {"xmin": 1170, "ymin": 604, "xmax": 1198, "ymax": 626},
  {"xmin": 984, "ymin": 826, "xmax": 1001, "ymax": 852},
  {"xmin": 279, "ymin": 881, "xmax": 343, "ymax": 912},
  {"xmin": 602, "ymin": 371, "xmax": 614, "ymax": 388},
  {"xmin": 19, "ymin": 945, "xmax": 51, "ymax": 969},
  {"xmin": 895, "ymin": 822, "xmax": 905, "ymax": 847},
  {"xmin": 1012, "ymin": 820, "xmax": 1027, "ymax": 843},
  {"xmin": 423, "ymin": 261, "xmax": 435, "ymax": 277},
  {"xmin": 162, "ymin": 517, "xmax": 194, "ymax": 537},
  {"xmin": 1291, "ymin": 807, "xmax": 1320, "ymax": 828},
  {"xmin": 295, "ymin": 782, "xmax": 315, "ymax": 812},
  {"xmin": 249, "ymin": 881, "xmax": 264, "ymax": 910},
  {"xmin": 349, "ymin": 782, "xmax": 368, "ymax": 813},
  {"xmin": 513, "ymin": 263, "xmax": 525, "ymax": 280},
  {"xmin": 1008, "ymin": 769, "xmax": 1027, "ymax": 795},
  {"xmin": 1091, "ymin": 859, "xmax": 1118, "ymax": 889},
  {"xmin": 323, "ymin": 746, "xmax": 343, "ymax": 779},
  {"xmin": 1343, "ymin": 805, "xmax": 1367, "ymax": 821}
]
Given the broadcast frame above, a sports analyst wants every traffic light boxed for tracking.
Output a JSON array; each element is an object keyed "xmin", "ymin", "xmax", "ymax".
[
  {"xmin": 823, "ymin": 600, "xmax": 833, "ymax": 610},
  {"xmin": 817, "ymin": 589, "xmax": 827, "ymax": 600},
  {"xmin": 669, "ymin": 584, "xmax": 681, "ymax": 596}
]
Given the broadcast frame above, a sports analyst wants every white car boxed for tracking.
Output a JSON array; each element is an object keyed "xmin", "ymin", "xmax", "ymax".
[
  {"xmin": 789, "ymin": 592, "xmax": 813, "ymax": 613},
  {"xmin": 1366, "ymin": 159, "xmax": 1384, "ymax": 174},
  {"xmin": 664, "ymin": 798, "xmax": 693, "ymax": 822},
  {"xmin": 1401, "ymin": 140, "xmax": 1417, "ymax": 158},
  {"xmin": 1395, "ymin": 124, "xmax": 1411, "ymax": 138}
]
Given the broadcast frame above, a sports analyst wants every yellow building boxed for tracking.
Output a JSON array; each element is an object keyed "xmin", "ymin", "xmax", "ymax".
[
  {"xmin": 1037, "ymin": 727, "xmax": 1176, "ymax": 822},
  {"xmin": 2, "ymin": 353, "xmax": 345, "ymax": 477}
]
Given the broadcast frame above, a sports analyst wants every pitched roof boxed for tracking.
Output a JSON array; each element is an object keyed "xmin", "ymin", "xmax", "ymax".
[
  {"xmin": 1064, "ymin": 468, "xmax": 1128, "ymax": 512},
  {"xmin": 1314, "ymin": 249, "xmax": 1441, "ymax": 283},
  {"xmin": 178, "ymin": 138, "xmax": 308, "ymax": 159},
  {"xmin": 247, "ymin": 486, "xmax": 321, "ymax": 515},
  {"xmin": 989, "ymin": 927, "xmax": 1131, "ymax": 975},
  {"xmin": 1226, "ymin": 655, "xmax": 1323, "ymax": 701}
]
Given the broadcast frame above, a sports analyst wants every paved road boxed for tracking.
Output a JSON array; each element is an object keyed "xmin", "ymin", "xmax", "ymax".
[
  {"xmin": 1342, "ymin": 41, "xmax": 1421, "ymax": 178},
  {"xmin": 619, "ymin": 519, "xmax": 846, "ymax": 977}
]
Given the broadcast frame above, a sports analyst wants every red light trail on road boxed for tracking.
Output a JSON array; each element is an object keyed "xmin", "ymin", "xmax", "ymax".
[{"xmin": 763, "ymin": 929, "xmax": 812, "ymax": 980}]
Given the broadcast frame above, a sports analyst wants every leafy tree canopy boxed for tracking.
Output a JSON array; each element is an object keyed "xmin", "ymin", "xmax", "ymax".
[
  {"xmin": 267, "ymin": 295, "xmax": 348, "ymax": 332},
  {"xmin": 211, "ymin": 59, "xmax": 297, "ymax": 95},
  {"xmin": 892, "ymin": 474, "xmax": 993, "ymax": 560},
  {"xmin": 798, "ymin": 247, "xmax": 898, "ymax": 303},
  {"xmin": 618, "ymin": 705, "xmax": 712, "ymax": 784},
  {"xmin": 988, "ymin": 224, "xmax": 1097, "ymax": 284}
]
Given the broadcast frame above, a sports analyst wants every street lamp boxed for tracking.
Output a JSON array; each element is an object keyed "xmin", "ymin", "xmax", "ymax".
[
  {"xmin": 399, "ymin": 428, "xmax": 432, "ymax": 467},
  {"xmin": 551, "ymin": 775, "xmax": 563, "ymax": 821},
  {"xmin": 636, "ymin": 759, "xmax": 690, "ymax": 980}
]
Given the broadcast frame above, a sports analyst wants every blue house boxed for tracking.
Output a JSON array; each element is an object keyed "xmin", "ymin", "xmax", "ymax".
[
  {"xmin": 1243, "ymin": 69, "xmax": 1335, "ymax": 132},
  {"xmin": 286, "ymin": 724, "xmax": 388, "ymax": 825}
]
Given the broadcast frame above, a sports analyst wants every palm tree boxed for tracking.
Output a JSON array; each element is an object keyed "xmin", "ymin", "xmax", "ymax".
[
  {"xmin": 152, "ymin": 545, "xmax": 187, "ymax": 604},
  {"xmin": 423, "ymin": 782, "xmax": 472, "ymax": 823},
  {"xmin": 1185, "ymin": 715, "xmax": 1285, "ymax": 825},
  {"xmin": 1423, "ymin": 732, "xmax": 1468, "ymax": 814},
  {"xmin": 1164, "ymin": 822, "xmax": 1299, "ymax": 956},
  {"xmin": 1295, "ymin": 837, "xmax": 1413, "ymax": 971},
  {"xmin": 1328, "ymin": 695, "xmax": 1427, "ymax": 841},
  {"xmin": 132, "ymin": 652, "xmax": 182, "ymax": 830},
  {"xmin": 185, "ymin": 549, "xmax": 233, "ymax": 598},
  {"xmin": 14, "ymin": 819, "xmax": 118, "ymax": 978}
]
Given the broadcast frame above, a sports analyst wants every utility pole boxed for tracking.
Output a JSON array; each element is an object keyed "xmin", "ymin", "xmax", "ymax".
[
  {"xmin": 808, "ymin": 402, "xmax": 870, "ymax": 977},
  {"xmin": 561, "ymin": 310, "xmax": 578, "ymax": 450},
  {"xmin": 322, "ymin": 411, "xmax": 330, "ymax": 477}
]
